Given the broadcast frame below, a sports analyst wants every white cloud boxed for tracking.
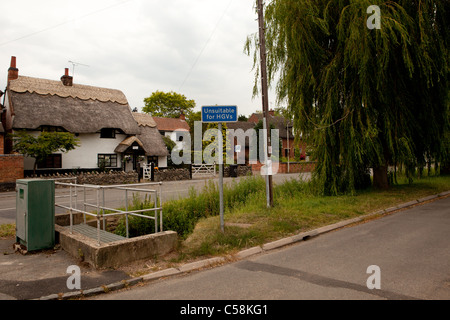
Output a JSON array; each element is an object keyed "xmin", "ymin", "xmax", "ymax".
[{"xmin": 0, "ymin": 0, "xmax": 275, "ymax": 116}]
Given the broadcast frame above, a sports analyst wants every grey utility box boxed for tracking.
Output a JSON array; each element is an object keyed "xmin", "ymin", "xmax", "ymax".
[{"xmin": 16, "ymin": 179, "xmax": 55, "ymax": 251}]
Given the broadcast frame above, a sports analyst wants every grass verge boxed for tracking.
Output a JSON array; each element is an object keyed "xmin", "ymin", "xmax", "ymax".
[{"xmin": 175, "ymin": 174, "xmax": 450, "ymax": 261}]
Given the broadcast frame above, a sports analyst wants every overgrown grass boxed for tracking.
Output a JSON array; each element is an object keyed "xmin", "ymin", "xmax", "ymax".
[
  {"xmin": 163, "ymin": 176, "xmax": 266, "ymax": 239},
  {"xmin": 177, "ymin": 174, "xmax": 450, "ymax": 260},
  {"xmin": 114, "ymin": 193, "xmax": 158, "ymax": 237},
  {"xmin": 109, "ymin": 173, "xmax": 449, "ymax": 264}
]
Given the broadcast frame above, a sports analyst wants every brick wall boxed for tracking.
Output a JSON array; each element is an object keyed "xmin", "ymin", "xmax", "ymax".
[
  {"xmin": 276, "ymin": 162, "xmax": 316, "ymax": 173},
  {"xmin": 0, "ymin": 154, "xmax": 24, "ymax": 183},
  {"xmin": 0, "ymin": 133, "xmax": 4, "ymax": 154},
  {"xmin": 251, "ymin": 161, "xmax": 316, "ymax": 174}
]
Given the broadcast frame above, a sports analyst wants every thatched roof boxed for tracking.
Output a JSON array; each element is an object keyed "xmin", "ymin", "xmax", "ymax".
[
  {"xmin": 132, "ymin": 113, "xmax": 168, "ymax": 157},
  {"xmin": 114, "ymin": 136, "xmax": 145, "ymax": 153},
  {"xmin": 9, "ymin": 76, "xmax": 140, "ymax": 135},
  {"xmin": 10, "ymin": 76, "xmax": 128, "ymax": 104},
  {"xmin": 132, "ymin": 112, "xmax": 157, "ymax": 127}
]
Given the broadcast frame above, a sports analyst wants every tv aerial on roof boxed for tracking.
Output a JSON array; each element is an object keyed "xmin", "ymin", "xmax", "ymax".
[{"xmin": 68, "ymin": 60, "xmax": 89, "ymax": 78}]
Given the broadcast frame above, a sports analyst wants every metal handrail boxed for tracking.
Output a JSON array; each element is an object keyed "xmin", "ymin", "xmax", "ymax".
[{"xmin": 54, "ymin": 181, "xmax": 163, "ymax": 246}]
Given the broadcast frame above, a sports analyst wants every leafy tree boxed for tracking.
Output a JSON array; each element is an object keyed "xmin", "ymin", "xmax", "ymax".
[
  {"xmin": 185, "ymin": 110, "xmax": 204, "ymax": 143},
  {"xmin": 162, "ymin": 135, "xmax": 176, "ymax": 153},
  {"xmin": 238, "ymin": 114, "xmax": 249, "ymax": 121},
  {"xmin": 162, "ymin": 135, "xmax": 178, "ymax": 168},
  {"xmin": 245, "ymin": 0, "xmax": 449, "ymax": 195},
  {"xmin": 202, "ymin": 123, "xmax": 230, "ymax": 164},
  {"xmin": 273, "ymin": 107, "xmax": 289, "ymax": 119},
  {"xmin": 143, "ymin": 90, "xmax": 196, "ymax": 118},
  {"xmin": 11, "ymin": 131, "xmax": 80, "ymax": 174}
]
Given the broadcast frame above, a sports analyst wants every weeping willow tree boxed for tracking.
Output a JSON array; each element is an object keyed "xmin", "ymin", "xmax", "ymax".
[{"xmin": 245, "ymin": 0, "xmax": 449, "ymax": 195}]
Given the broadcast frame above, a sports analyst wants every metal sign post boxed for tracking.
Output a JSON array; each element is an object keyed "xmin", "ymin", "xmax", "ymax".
[
  {"xmin": 201, "ymin": 106, "xmax": 238, "ymax": 233},
  {"xmin": 218, "ymin": 122, "xmax": 224, "ymax": 233}
]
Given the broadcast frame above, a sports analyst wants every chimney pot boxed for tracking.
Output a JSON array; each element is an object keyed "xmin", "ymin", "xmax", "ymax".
[
  {"xmin": 10, "ymin": 56, "xmax": 16, "ymax": 69},
  {"xmin": 8, "ymin": 56, "xmax": 19, "ymax": 82},
  {"xmin": 61, "ymin": 68, "xmax": 73, "ymax": 86}
]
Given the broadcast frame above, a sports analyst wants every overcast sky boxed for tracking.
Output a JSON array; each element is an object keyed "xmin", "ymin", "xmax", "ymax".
[{"xmin": 0, "ymin": 0, "xmax": 278, "ymax": 117}]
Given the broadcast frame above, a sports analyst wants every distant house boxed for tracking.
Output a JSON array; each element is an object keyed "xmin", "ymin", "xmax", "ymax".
[
  {"xmin": 248, "ymin": 110, "xmax": 306, "ymax": 160},
  {"xmin": 2, "ymin": 56, "xmax": 168, "ymax": 174},
  {"xmin": 152, "ymin": 113, "xmax": 190, "ymax": 149},
  {"xmin": 226, "ymin": 121, "xmax": 258, "ymax": 164}
]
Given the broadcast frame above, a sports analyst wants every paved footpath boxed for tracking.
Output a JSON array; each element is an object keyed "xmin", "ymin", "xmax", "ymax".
[{"xmin": 0, "ymin": 238, "xmax": 130, "ymax": 300}]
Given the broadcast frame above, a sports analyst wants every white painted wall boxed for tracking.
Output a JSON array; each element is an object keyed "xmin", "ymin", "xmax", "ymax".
[
  {"xmin": 157, "ymin": 156, "xmax": 167, "ymax": 168},
  {"xmin": 19, "ymin": 131, "xmax": 168, "ymax": 171},
  {"xmin": 22, "ymin": 132, "xmax": 126, "ymax": 170},
  {"xmin": 62, "ymin": 133, "xmax": 126, "ymax": 169}
]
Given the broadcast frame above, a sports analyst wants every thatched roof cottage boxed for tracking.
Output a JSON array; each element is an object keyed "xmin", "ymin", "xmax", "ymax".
[
  {"xmin": 3, "ymin": 56, "xmax": 168, "ymax": 173},
  {"xmin": 116, "ymin": 112, "xmax": 169, "ymax": 170}
]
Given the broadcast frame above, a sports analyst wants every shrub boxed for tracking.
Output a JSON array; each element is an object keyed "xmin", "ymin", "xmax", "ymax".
[{"xmin": 114, "ymin": 193, "xmax": 158, "ymax": 237}]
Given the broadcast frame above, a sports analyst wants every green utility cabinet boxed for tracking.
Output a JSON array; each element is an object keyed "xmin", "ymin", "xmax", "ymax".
[{"xmin": 16, "ymin": 179, "xmax": 55, "ymax": 251}]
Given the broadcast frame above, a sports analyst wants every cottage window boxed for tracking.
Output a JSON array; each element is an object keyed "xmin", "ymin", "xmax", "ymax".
[
  {"xmin": 284, "ymin": 148, "xmax": 290, "ymax": 158},
  {"xmin": 37, "ymin": 154, "xmax": 62, "ymax": 169},
  {"xmin": 147, "ymin": 156, "xmax": 159, "ymax": 167},
  {"xmin": 100, "ymin": 128, "xmax": 116, "ymax": 139},
  {"xmin": 98, "ymin": 154, "xmax": 118, "ymax": 168}
]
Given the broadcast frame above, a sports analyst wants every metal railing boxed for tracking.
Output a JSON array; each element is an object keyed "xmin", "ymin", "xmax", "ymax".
[
  {"xmin": 54, "ymin": 181, "xmax": 163, "ymax": 246},
  {"xmin": 53, "ymin": 177, "xmax": 79, "ymax": 207}
]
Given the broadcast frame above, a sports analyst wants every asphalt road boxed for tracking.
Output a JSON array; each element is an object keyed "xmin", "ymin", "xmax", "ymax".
[
  {"xmin": 93, "ymin": 196, "xmax": 450, "ymax": 301},
  {"xmin": 0, "ymin": 173, "xmax": 309, "ymax": 225}
]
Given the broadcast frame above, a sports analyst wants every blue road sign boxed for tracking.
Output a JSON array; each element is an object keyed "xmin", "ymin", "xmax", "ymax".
[{"xmin": 201, "ymin": 106, "xmax": 238, "ymax": 123}]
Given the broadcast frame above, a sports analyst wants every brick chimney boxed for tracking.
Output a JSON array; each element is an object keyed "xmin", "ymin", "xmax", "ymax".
[
  {"xmin": 60, "ymin": 68, "xmax": 73, "ymax": 86},
  {"xmin": 268, "ymin": 109, "xmax": 275, "ymax": 116},
  {"xmin": 179, "ymin": 111, "xmax": 186, "ymax": 121},
  {"xmin": 8, "ymin": 56, "xmax": 19, "ymax": 82}
]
